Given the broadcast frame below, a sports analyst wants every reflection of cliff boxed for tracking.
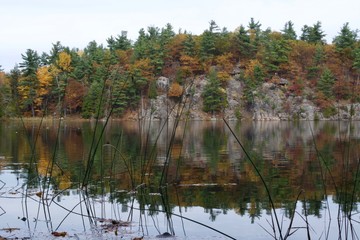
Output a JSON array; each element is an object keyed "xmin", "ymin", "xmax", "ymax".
[{"xmin": 2, "ymin": 120, "xmax": 360, "ymax": 217}]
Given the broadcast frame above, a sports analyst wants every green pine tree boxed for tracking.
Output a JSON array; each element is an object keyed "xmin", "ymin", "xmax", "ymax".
[
  {"xmin": 202, "ymin": 69, "xmax": 227, "ymax": 114},
  {"xmin": 281, "ymin": 21, "xmax": 297, "ymax": 40},
  {"xmin": 317, "ymin": 68, "xmax": 335, "ymax": 98},
  {"xmin": 19, "ymin": 49, "xmax": 40, "ymax": 116}
]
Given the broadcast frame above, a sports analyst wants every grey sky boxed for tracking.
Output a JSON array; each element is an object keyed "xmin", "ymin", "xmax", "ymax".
[{"xmin": 1, "ymin": 0, "xmax": 359, "ymax": 72}]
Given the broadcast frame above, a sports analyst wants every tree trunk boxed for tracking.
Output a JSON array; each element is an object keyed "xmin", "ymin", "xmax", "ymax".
[{"xmin": 31, "ymin": 103, "xmax": 35, "ymax": 117}]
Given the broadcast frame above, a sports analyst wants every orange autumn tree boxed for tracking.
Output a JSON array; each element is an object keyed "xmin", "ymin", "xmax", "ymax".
[
  {"xmin": 128, "ymin": 58, "xmax": 155, "ymax": 107},
  {"xmin": 64, "ymin": 79, "xmax": 86, "ymax": 114},
  {"xmin": 179, "ymin": 55, "xmax": 203, "ymax": 78},
  {"xmin": 168, "ymin": 82, "xmax": 183, "ymax": 98},
  {"xmin": 163, "ymin": 33, "xmax": 187, "ymax": 77}
]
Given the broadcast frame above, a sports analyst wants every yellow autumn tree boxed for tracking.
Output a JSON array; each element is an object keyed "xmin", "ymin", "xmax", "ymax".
[
  {"xmin": 35, "ymin": 66, "xmax": 53, "ymax": 110},
  {"xmin": 214, "ymin": 53, "xmax": 234, "ymax": 84},
  {"xmin": 244, "ymin": 59, "xmax": 264, "ymax": 80},
  {"xmin": 56, "ymin": 51, "xmax": 73, "ymax": 72},
  {"xmin": 36, "ymin": 66, "xmax": 52, "ymax": 97},
  {"xmin": 115, "ymin": 49, "xmax": 132, "ymax": 67},
  {"xmin": 129, "ymin": 58, "xmax": 154, "ymax": 80}
]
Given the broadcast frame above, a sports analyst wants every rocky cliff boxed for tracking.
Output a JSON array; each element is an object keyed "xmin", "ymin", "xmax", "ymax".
[{"xmin": 127, "ymin": 75, "xmax": 360, "ymax": 121}]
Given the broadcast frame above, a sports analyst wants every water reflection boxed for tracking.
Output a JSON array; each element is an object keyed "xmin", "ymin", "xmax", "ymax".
[{"xmin": 0, "ymin": 119, "xmax": 360, "ymax": 239}]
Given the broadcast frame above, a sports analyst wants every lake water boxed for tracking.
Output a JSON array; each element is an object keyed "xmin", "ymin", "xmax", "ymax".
[{"xmin": 0, "ymin": 119, "xmax": 360, "ymax": 239}]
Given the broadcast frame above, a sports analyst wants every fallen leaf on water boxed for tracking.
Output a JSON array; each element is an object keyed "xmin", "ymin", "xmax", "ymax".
[
  {"xmin": 35, "ymin": 192, "xmax": 42, "ymax": 198},
  {"xmin": 51, "ymin": 231, "xmax": 67, "ymax": 237}
]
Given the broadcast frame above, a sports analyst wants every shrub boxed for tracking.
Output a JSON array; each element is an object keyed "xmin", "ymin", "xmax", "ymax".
[
  {"xmin": 168, "ymin": 82, "xmax": 183, "ymax": 98},
  {"xmin": 322, "ymin": 106, "xmax": 337, "ymax": 118}
]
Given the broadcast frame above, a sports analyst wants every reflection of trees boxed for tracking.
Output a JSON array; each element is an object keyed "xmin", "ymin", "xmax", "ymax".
[
  {"xmin": 203, "ymin": 122, "xmax": 226, "ymax": 172},
  {"xmin": 302, "ymin": 199, "xmax": 323, "ymax": 217},
  {"xmin": 2, "ymin": 120, "xmax": 360, "ymax": 222}
]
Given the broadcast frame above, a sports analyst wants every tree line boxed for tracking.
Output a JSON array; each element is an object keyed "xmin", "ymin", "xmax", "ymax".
[{"xmin": 0, "ymin": 19, "xmax": 360, "ymax": 118}]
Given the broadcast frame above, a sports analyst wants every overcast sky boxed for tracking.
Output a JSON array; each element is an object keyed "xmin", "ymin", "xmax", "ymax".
[{"xmin": 1, "ymin": 0, "xmax": 359, "ymax": 72}]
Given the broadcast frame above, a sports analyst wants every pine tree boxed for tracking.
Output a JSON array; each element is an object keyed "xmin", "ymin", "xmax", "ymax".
[
  {"xmin": 317, "ymin": 68, "xmax": 335, "ymax": 98},
  {"xmin": 307, "ymin": 44, "xmax": 325, "ymax": 80},
  {"xmin": 300, "ymin": 21, "xmax": 326, "ymax": 44},
  {"xmin": 183, "ymin": 34, "xmax": 196, "ymax": 57},
  {"xmin": 333, "ymin": 23, "xmax": 357, "ymax": 52},
  {"xmin": 82, "ymin": 80, "xmax": 105, "ymax": 118},
  {"xmin": 9, "ymin": 66, "xmax": 21, "ymax": 102},
  {"xmin": 282, "ymin": 21, "xmax": 297, "ymax": 40},
  {"xmin": 200, "ymin": 20, "xmax": 219, "ymax": 60},
  {"xmin": 18, "ymin": 49, "xmax": 40, "ymax": 116},
  {"xmin": 333, "ymin": 22, "xmax": 358, "ymax": 65},
  {"xmin": 202, "ymin": 69, "xmax": 227, "ymax": 114},
  {"xmin": 107, "ymin": 33, "xmax": 132, "ymax": 51},
  {"xmin": 261, "ymin": 32, "xmax": 291, "ymax": 73}
]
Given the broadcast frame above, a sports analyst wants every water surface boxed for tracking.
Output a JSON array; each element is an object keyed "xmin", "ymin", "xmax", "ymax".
[{"xmin": 0, "ymin": 119, "xmax": 359, "ymax": 239}]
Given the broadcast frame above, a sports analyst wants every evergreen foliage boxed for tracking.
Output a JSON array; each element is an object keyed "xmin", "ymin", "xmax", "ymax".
[
  {"xmin": 300, "ymin": 21, "xmax": 326, "ymax": 44},
  {"xmin": 281, "ymin": 21, "xmax": 297, "ymax": 40},
  {"xmin": 317, "ymin": 68, "xmax": 335, "ymax": 98},
  {"xmin": 1, "ymin": 20, "xmax": 360, "ymax": 118},
  {"xmin": 202, "ymin": 69, "xmax": 227, "ymax": 114}
]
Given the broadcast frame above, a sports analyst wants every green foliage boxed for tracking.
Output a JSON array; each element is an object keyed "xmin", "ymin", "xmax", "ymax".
[
  {"xmin": 261, "ymin": 32, "xmax": 291, "ymax": 73},
  {"xmin": 234, "ymin": 25, "xmax": 254, "ymax": 59},
  {"xmin": 200, "ymin": 21, "xmax": 219, "ymax": 60},
  {"xmin": 9, "ymin": 66, "xmax": 20, "ymax": 102},
  {"xmin": 333, "ymin": 23, "xmax": 357, "ymax": 56},
  {"xmin": 3, "ymin": 19, "xmax": 360, "ymax": 119},
  {"xmin": 313, "ymin": 44, "xmax": 326, "ymax": 65},
  {"xmin": 300, "ymin": 21, "xmax": 326, "ymax": 44},
  {"xmin": 281, "ymin": 21, "xmax": 297, "ymax": 40},
  {"xmin": 107, "ymin": 34, "xmax": 132, "ymax": 51},
  {"xmin": 0, "ymin": 84, "xmax": 5, "ymax": 117},
  {"xmin": 243, "ymin": 61, "xmax": 265, "ymax": 109},
  {"xmin": 247, "ymin": 18, "xmax": 262, "ymax": 52},
  {"xmin": 350, "ymin": 104, "xmax": 355, "ymax": 117},
  {"xmin": 19, "ymin": 49, "xmax": 41, "ymax": 116},
  {"xmin": 133, "ymin": 24, "xmax": 175, "ymax": 74},
  {"xmin": 20, "ymin": 49, "xmax": 40, "ymax": 77},
  {"xmin": 317, "ymin": 68, "xmax": 335, "ymax": 98},
  {"xmin": 148, "ymin": 80, "xmax": 158, "ymax": 99},
  {"xmin": 234, "ymin": 106, "xmax": 242, "ymax": 120},
  {"xmin": 183, "ymin": 34, "xmax": 197, "ymax": 57},
  {"xmin": 202, "ymin": 69, "xmax": 227, "ymax": 114},
  {"xmin": 314, "ymin": 112, "xmax": 320, "ymax": 121},
  {"xmin": 322, "ymin": 106, "xmax": 337, "ymax": 118},
  {"xmin": 243, "ymin": 77, "xmax": 256, "ymax": 109},
  {"xmin": 307, "ymin": 44, "xmax": 326, "ymax": 80},
  {"xmin": 248, "ymin": 18, "xmax": 262, "ymax": 34},
  {"xmin": 353, "ymin": 47, "xmax": 360, "ymax": 72},
  {"xmin": 82, "ymin": 80, "xmax": 105, "ymax": 118},
  {"xmin": 110, "ymin": 71, "xmax": 131, "ymax": 116}
]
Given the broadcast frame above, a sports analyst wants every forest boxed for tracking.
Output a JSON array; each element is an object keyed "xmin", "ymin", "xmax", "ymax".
[{"xmin": 0, "ymin": 19, "xmax": 360, "ymax": 119}]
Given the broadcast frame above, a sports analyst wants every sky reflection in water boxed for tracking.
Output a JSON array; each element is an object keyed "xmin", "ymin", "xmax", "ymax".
[{"xmin": 0, "ymin": 120, "xmax": 360, "ymax": 239}]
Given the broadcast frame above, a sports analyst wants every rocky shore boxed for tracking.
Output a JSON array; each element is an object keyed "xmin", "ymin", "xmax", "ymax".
[{"xmin": 125, "ymin": 75, "xmax": 360, "ymax": 121}]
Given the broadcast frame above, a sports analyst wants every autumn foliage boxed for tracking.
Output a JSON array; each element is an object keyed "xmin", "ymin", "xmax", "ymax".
[
  {"xmin": 168, "ymin": 82, "xmax": 183, "ymax": 98},
  {"xmin": 1, "ymin": 20, "xmax": 360, "ymax": 118}
]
